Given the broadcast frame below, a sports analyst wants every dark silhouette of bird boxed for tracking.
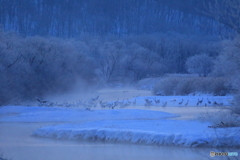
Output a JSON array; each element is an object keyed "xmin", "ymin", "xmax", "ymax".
[
  {"xmin": 162, "ymin": 102, "xmax": 167, "ymax": 108},
  {"xmin": 99, "ymin": 100, "xmax": 107, "ymax": 108},
  {"xmin": 145, "ymin": 99, "xmax": 152, "ymax": 106},
  {"xmin": 178, "ymin": 99, "xmax": 184, "ymax": 105},
  {"xmin": 133, "ymin": 99, "xmax": 136, "ymax": 105},
  {"xmin": 154, "ymin": 97, "xmax": 160, "ymax": 104},
  {"xmin": 112, "ymin": 100, "xmax": 119, "ymax": 109},
  {"xmin": 199, "ymin": 98, "xmax": 203, "ymax": 104},
  {"xmin": 35, "ymin": 97, "xmax": 48, "ymax": 104},
  {"xmin": 207, "ymin": 98, "xmax": 211, "ymax": 104},
  {"xmin": 92, "ymin": 95, "xmax": 99, "ymax": 101}
]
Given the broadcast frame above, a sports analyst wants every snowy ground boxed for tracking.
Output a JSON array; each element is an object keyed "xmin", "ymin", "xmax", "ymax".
[{"xmin": 0, "ymin": 94, "xmax": 239, "ymax": 148}]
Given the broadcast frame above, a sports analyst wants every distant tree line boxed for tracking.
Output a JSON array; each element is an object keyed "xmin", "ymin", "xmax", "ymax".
[
  {"xmin": 0, "ymin": 0, "xmax": 231, "ymax": 37},
  {"xmin": 0, "ymin": 30, "xmax": 223, "ymax": 105}
]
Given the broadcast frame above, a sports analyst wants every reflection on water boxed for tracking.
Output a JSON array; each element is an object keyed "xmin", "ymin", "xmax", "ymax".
[{"xmin": 1, "ymin": 123, "xmax": 239, "ymax": 160}]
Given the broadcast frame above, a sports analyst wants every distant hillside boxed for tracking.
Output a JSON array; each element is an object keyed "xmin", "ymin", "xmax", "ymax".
[{"xmin": 0, "ymin": 0, "xmax": 231, "ymax": 37}]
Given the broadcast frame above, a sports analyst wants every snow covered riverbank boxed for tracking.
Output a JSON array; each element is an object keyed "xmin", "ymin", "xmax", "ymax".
[
  {"xmin": 0, "ymin": 123, "xmax": 219, "ymax": 160},
  {"xmin": 33, "ymin": 119, "xmax": 240, "ymax": 148}
]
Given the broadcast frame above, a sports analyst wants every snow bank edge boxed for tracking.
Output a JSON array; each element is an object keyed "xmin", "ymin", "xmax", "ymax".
[{"xmin": 33, "ymin": 127, "xmax": 240, "ymax": 148}]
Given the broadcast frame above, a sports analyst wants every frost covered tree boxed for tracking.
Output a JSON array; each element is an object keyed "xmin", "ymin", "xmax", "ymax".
[
  {"xmin": 186, "ymin": 54, "xmax": 213, "ymax": 77},
  {"xmin": 212, "ymin": 38, "xmax": 240, "ymax": 77},
  {"xmin": 0, "ymin": 32, "xmax": 98, "ymax": 105},
  {"xmin": 218, "ymin": 37, "xmax": 240, "ymax": 114}
]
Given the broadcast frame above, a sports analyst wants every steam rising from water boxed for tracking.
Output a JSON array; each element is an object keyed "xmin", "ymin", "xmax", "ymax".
[{"xmin": 45, "ymin": 86, "xmax": 152, "ymax": 104}]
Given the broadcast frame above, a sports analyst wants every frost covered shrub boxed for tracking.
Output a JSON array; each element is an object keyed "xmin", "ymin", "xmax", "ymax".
[
  {"xmin": 233, "ymin": 84, "xmax": 240, "ymax": 115},
  {"xmin": 233, "ymin": 94, "xmax": 240, "ymax": 115},
  {"xmin": 193, "ymin": 77, "xmax": 230, "ymax": 96},
  {"xmin": 136, "ymin": 77, "xmax": 161, "ymax": 90},
  {"xmin": 197, "ymin": 111, "xmax": 240, "ymax": 127},
  {"xmin": 191, "ymin": 77, "xmax": 209, "ymax": 93},
  {"xmin": 153, "ymin": 77, "xmax": 231, "ymax": 96},
  {"xmin": 175, "ymin": 78, "xmax": 195, "ymax": 95},
  {"xmin": 230, "ymin": 75, "xmax": 240, "ymax": 115},
  {"xmin": 208, "ymin": 78, "xmax": 230, "ymax": 96},
  {"xmin": 153, "ymin": 78, "xmax": 179, "ymax": 95}
]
